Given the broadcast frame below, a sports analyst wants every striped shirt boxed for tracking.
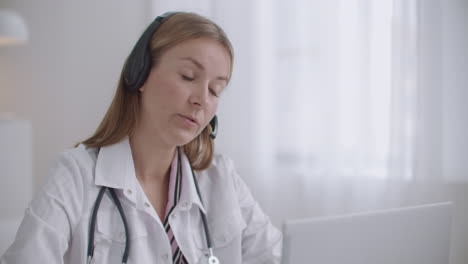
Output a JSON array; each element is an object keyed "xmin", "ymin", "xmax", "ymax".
[{"xmin": 164, "ymin": 148, "xmax": 187, "ymax": 263}]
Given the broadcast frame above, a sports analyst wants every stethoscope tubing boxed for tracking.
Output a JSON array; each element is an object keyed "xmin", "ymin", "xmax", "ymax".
[
  {"xmin": 191, "ymin": 166, "xmax": 212, "ymax": 249},
  {"xmin": 87, "ymin": 186, "xmax": 105, "ymax": 263},
  {"xmin": 87, "ymin": 187, "xmax": 131, "ymax": 264}
]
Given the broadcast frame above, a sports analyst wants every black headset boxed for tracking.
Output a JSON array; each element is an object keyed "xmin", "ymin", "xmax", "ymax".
[{"xmin": 122, "ymin": 11, "xmax": 218, "ymax": 140}]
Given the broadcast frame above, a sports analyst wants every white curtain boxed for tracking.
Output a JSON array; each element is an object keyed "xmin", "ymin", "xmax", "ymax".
[{"xmin": 249, "ymin": 0, "xmax": 453, "ymax": 224}]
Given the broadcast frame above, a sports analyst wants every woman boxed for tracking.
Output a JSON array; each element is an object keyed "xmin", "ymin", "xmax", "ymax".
[{"xmin": 1, "ymin": 12, "xmax": 282, "ymax": 264}]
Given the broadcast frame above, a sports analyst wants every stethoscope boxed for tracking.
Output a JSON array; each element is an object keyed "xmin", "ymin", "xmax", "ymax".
[{"xmin": 86, "ymin": 148, "xmax": 219, "ymax": 264}]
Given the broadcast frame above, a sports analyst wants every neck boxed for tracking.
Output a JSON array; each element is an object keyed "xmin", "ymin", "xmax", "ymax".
[{"xmin": 129, "ymin": 124, "xmax": 176, "ymax": 183}]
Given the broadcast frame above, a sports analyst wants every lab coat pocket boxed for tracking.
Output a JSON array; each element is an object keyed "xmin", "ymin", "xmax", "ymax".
[
  {"xmin": 193, "ymin": 210, "xmax": 246, "ymax": 263},
  {"xmin": 92, "ymin": 199, "xmax": 148, "ymax": 262},
  {"xmin": 96, "ymin": 203, "xmax": 148, "ymax": 242}
]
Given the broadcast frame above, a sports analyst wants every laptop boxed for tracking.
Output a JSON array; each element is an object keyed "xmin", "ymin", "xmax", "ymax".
[{"xmin": 282, "ymin": 202, "xmax": 453, "ymax": 264}]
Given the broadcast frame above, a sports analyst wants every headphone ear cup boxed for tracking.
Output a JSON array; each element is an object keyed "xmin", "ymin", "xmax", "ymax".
[
  {"xmin": 123, "ymin": 18, "xmax": 166, "ymax": 92},
  {"xmin": 123, "ymin": 46, "xmax": 152, "ymax": 92},
  {"xmin": 209, "ymin": 115, "xmax": 218, "ymax": 139},
  {"xmin": 123, "ymin": 24, "xmax": 157, "ymax": 92}
]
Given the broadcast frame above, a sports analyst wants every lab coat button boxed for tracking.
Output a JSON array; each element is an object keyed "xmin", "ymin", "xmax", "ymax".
[
  {"xmin": 144, "ymin": 202, "xmax": 151, "ymax": 208},
  {"xmin": 126, "ymin": 189, "xmax": 132, "ymax": 195}
]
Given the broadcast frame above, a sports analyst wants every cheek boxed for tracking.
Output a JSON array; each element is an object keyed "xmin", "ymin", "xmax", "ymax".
[
  {"xmin": 157, "ymin": 76, "xmax": 188, "ymax": 99},
  {"xmin": 210, "ymin": 101, "xmax": 219, "ymax": 113},
  {"xmin": 145, "ymin": 79, "xmax": 185, "ymax": 107},
  {"xmin": 206, "ymin": 101, "xmax": 219, "ymax": 120}
]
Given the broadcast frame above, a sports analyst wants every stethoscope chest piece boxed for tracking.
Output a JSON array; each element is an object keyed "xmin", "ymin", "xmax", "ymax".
[{"xmin": 208, "ymin": 255, "xmax": 219, "ymax": 264}]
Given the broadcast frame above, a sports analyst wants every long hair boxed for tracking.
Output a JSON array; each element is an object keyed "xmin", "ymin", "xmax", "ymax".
[{"xmin": 76, "ymin": 12, "xmax": 234, "ymax": 170}]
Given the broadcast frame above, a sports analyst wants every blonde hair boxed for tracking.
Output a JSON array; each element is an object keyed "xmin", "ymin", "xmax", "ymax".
[{"xmin": 76, "ymin": 12, "xmax": 234, "ymax": 170}]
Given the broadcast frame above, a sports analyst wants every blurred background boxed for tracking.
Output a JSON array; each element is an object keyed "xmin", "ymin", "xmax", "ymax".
[{"xmin": 0, "ymin": 0, "xmax": 467, "ymax": 263}]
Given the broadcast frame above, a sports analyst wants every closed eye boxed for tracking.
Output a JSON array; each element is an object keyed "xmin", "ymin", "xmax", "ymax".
[
  {"xmin": 181, "ymin": 75, "xmax": 194, "ymax": 81},
  {"xmin": 209, "ymin": 88, "xmax": 219, "ymax": 97}
]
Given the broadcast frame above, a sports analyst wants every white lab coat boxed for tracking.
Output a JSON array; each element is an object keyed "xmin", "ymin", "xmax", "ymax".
[{"xmin": 0, "ymin": 138, "xmax": 282, "ymax": 263}]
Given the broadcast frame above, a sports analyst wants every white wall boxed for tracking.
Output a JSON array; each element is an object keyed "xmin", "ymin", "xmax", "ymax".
[{"xmin": 0, "ymin": 0, "xmax": 152, "ymax": 189}]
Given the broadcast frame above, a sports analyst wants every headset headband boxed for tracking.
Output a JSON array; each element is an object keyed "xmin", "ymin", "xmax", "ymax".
[{"xmin": 123, "ymin": 12, "xmax": 179, "ymax": 92}]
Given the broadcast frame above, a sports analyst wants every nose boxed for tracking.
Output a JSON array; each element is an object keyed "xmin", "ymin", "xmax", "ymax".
[{"xmin": 190, "ymin": 82, "xmax": 209, "ymax": 107}]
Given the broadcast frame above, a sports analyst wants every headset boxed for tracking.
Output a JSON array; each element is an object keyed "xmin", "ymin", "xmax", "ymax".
[
  {"xmin": 87, "ymin": 12, "xmax": 220, "ymax": 264},
  {"xmin": 122, "ymin": 11, "xmax": 218, "ymax": 140}
]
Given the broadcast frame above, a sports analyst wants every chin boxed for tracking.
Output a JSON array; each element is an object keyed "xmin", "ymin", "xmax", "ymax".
[{"xmin": 171, "ymin": 131, "xmax": 198, "ymax": 146}]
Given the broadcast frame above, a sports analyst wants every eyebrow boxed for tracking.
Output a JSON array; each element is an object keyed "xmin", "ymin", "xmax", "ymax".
[{"xmin": 180, "ymin": 57, "xmax": 229, "ymax": 82}]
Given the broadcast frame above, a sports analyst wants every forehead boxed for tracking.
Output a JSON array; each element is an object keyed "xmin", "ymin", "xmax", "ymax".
[{"xmin": 159, "ymin": 38, "xmax": 232, "ymax": 75}]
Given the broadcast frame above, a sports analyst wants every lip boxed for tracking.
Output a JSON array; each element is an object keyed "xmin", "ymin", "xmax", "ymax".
[{"xmin": 178, "ymin": 114, "xmax": 200, "ymax": 126}]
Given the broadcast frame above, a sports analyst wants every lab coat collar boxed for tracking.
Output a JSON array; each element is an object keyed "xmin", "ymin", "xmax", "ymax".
[
  {"xmin": 94, "ymin": 137, "xmax": 206, "ymax": 213},
  {"xmin": 94, "ymin": 137, "xmax": 136, "ymax": 191}
]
